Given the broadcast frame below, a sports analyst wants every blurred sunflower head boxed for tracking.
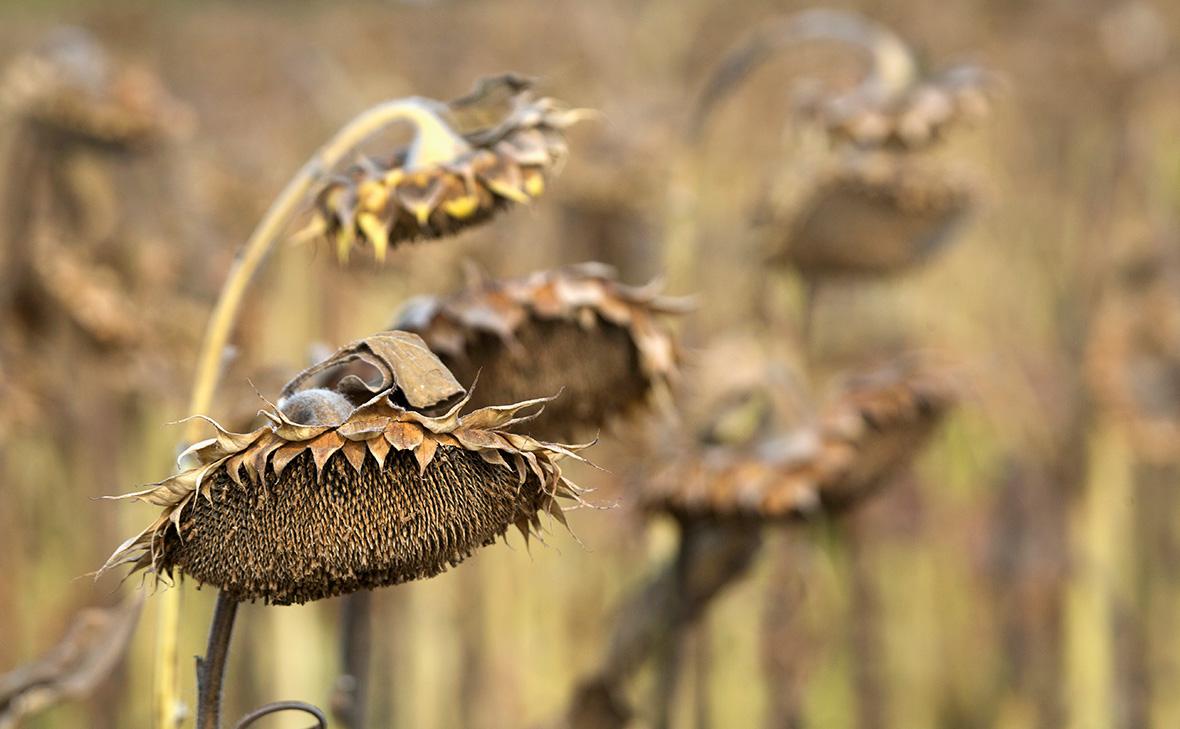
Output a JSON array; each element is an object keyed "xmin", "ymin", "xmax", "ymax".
[
  {"xmin": 775, "ymin": 154, "xmax": 972, "ymax": 280},
  {"xmin": 793, "ymin": 64, "xmax": 995, "ymax": 151},
  {"xmin": 693, "ymin": 9, "xmax": 996, "ymax": 150},
  {"xmin": 0, "ymin": 27, "xmax": 193, "ymax": 149},
  {"xmin": 1087, "ymin": 248, "xmax": 1180, "ymax": 463},
  {"xmin": 308, "ymin": 74, "xmax": 587, "ymax": 263},
  {"xmin": 100, "ymin": 331, "xmax": 589, "ymax": 605},
  {"xmin": 641, "ymin": 357, "xmax": 957, "ymax": 522},
  {"xmin": 393, "ymin": 263, "xmax": 691, "ymax": 442}
]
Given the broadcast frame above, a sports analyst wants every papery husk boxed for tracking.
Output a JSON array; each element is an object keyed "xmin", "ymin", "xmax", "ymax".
[
  {"xmin": 393, "ymin": 263, "xmax": 690, "ymax": 441},
  {"xmin": 777, "ymin": 154, "xmax": 972, "ymax": 279},
  {"xmin": 642, "ymin": 360, "xmax": 956, "ymax": 521},
  {"xmin": 0, "ymin": 27, "xmax": 193, "ymax": 149},
  {"xmin": 100, "ymin": 332, "xmax": 589, "ymax": 605},
  {"xmin": 1087, "ymin": 251, "xmax": 1180, "ymax": 463},
  {"xmin": 311, "ymin": 75, "xmax": 585, "ymax": 262}
]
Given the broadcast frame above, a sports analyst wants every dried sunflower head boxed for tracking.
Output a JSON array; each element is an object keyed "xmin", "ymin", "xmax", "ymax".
[
  {"xmin": 775, "ymin": 154, "xmax": 972, "ymax": 279},
  {"xmin": 100, "ymin": 331, "xmax": 588, "ymax": 605},
  {"xmin": 793, "ymin": 64, "xmax": 995, "ymax": 151},
  {"xmin": 0, "ymin": 27, "xmax": 193, "ymax": 149},
  {"xmin": 693, "ymin": 9, "xmax": 995, "ymax": 150},
  {"xmin": 392, "ymin": 263, "xmax": 690, "ymax": 442},
  {"xmin": 308, "ymin": 74, "xmax": 585, "ymax": 262},
  {"xmin": 1087, "ymin": 248, "xmax": 1180, "ymax": 463},
  {"xmin": 641, "ymin": 358, "xmax": 956, "ymax": 522}
]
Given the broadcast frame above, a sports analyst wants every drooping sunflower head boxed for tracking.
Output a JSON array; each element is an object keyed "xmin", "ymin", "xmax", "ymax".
[
  {"xmin": 692, "ymin": 9, "xmax": 996, "ymax": 150},
  {"xmin": 793, "ymin": 64, "xmax": 996, "ymax": 151},
  {"xmin": 1087, "ymin": 247, "xmax": 1180, "ymax": 463},
  {"xmin": 775, "ymin": 154, "xmax": 972, "ymax": 280},
  {"xmin": 0, "ymin": 26, "xmax": 193, "ymax": 149},
  {"xmin": 641, "ymin": 357, "xmax": 957, "ymax": 522},
  {"xmin": 392, "ymin": 263, "xmax": 691, "ymax": 442},
  {"xmin": 100, "ymin": 331, "xmax": 589, "ymax": 605},
  {"xmin": 308, "ymin": 74, "xmax": 587, "ymax": 263}
]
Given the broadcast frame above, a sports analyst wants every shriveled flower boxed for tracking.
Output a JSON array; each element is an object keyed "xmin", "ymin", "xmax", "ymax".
[
  {"xmin": 793, "ymin": 65, "xmax": 995, "ymax": 151},
  {"xmin": 775, "ymin": 154, "xmax": 971, "ymax": 279},
  {"xmin": 100, "ymin": 331, "xmax": 588, "ymax": 605},
  {"xmin": 693, "ymin": 9, "xmax": 996, "ymax": 150},
  {"xmin": 1086, "ymin": 249, "xmax": 1180, "ymax": 463},
  {"xmin": 392, "ymin": 263, "xmax": 691, "ymax": 441},
  {"xmin": 0, "ymin": 27, "xmax": 193, "ymax": 148},
  {"xmin": 308, "ymin": 75, "xmax": 586, "ymax": 262},
  {"xmin": 641, "ymin": 359, "xmax": 956, "ymax": 521}
]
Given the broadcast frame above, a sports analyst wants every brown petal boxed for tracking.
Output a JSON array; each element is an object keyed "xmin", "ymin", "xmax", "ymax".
[
  {"xmin": 414, "ymin": 437, "xmax": 438, "ymax": 476},
  {"xmin": 385, "ymin": 422, "xmax": 425, "ymax": 451},
  {"xmin": 308, "ymin": 431, "xmax": 346, "ymax": 476}
]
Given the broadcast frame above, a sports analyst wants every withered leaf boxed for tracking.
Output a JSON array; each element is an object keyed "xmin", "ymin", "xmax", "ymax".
[{"xmin": 283, "ymin": 331, "xmax": 464, "ymax": 410}]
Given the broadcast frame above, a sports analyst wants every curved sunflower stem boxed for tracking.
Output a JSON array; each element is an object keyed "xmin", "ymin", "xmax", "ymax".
[
  {"xmin": 153, "ymin": 96, "xmax": 454, "ymax": 729},
  {"xmin": 234, "ymin": 701, "xmax": 328, "ymax": 729},
  {"xmin": 195, "ymin": 592, "xmax": 239, "ymax": 729},
  {"xmin": 690, "ymin": 8, "xmax": 918, "ymax": 140}
]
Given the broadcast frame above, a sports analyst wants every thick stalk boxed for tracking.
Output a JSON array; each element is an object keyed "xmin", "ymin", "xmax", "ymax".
[
  {"xmin": 153, "ymin": 97, "xmax": 455, "ymax": 728},
  {"xmin": 332, "ymin": 591, "xmax": 373, "ymax": 729},
  {"xmin": 568, "ymin": 522, "xmax": 762, "ymax": 729},
  {"xmin": 195, "ymin": 593, "xmax": 240, "ymax": 729}
]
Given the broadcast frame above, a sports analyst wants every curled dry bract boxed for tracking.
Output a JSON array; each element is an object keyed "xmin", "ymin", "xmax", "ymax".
[
  {"xmin": 311, "ymin": 75, "xmax": 585, "ymax": 262},
  {"xmin": 100, "ymin": 331, "xmax": 588, "ymax": 605},
  {"xmin": 642, "ymin": 360, "xmax": 957, "ymax": 521},
  {"xmin": 393, "ymin": 263, "xmax": 691, "ymax": 441}
]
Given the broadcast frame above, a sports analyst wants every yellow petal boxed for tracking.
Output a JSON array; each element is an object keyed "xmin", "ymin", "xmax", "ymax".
[
  {"xmin": 441, "ymin": 194, "xmax": 480, "ymax": 220},
  {"xmin": 523, "ymin": 169, "xmax": 545, "ymax": 197},
  {"xmin": 357, "ymin": 212, "xmax": 390, "ymax": 263}
]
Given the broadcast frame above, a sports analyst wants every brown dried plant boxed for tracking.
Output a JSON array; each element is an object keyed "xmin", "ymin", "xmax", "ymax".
[
  {"xmin": 101, "ymin": 331, "xmax": 588, "ymax": 606},
  {"xmin": 564, "ymin": 357, "xmax": 957, "ymax": 729},
  {"xmin": 773, "ymin": 153, "xmax": 972, "ymax": 279},
  {"xmin": 1087, "ymin": 247, "xmax": 1180, "ymax": 463},
  {"xmin": 0, "ymin": 27, "xmax": 193, "ymax": 149},
  {"xmin": 393, "ymin": 263, "xmax": 690, "ymax": 441},
  {"xmin": 306, "ymin": 75, "xmax": 585, "ymax": 262},
  {"xmin": 693, "ymin": 9, "xmax": 995, "ymax": 150},
  {"xmin": 642, "ymin": 358, "xmax": 957, "ymax": 519}
]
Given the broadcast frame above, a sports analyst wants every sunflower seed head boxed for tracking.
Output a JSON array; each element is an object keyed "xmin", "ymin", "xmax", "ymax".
[
  {"xmin": 641, "ymin": 357, "xmax": 957, "ymax": 521},
  {"xmin": 776, "ymin": 154, "xmax": 972, "ymax": 279},
  {"xmin": 392, "ymin": 263, "xmax": 691, "ymax": 441},
  {"xmin": 310, "ymin": 76, "xmax": 587, "ymax": 263},
  {"xmin": 100, "ymin": 331, "xmax": 590, "ymax": 604}
]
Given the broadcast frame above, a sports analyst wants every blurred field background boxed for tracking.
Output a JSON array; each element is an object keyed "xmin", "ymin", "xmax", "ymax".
[{"xmin": 2, "ymin": 0, "xmax": 1180, "ymax": 728}]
